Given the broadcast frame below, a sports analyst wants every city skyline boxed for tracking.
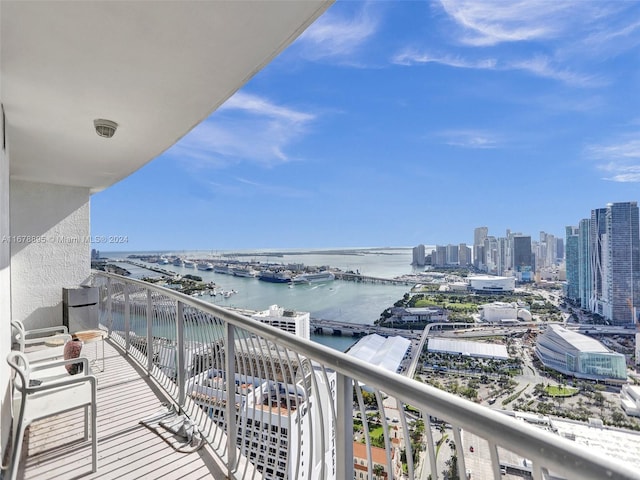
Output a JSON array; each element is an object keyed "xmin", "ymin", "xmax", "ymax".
[
  {"xmin": 565, "ymin": 201, "xmax": 640, "ymax": 325},
  {"xmin": 91, "ymin": 1, "xmax": 640, "ymax": 251}
]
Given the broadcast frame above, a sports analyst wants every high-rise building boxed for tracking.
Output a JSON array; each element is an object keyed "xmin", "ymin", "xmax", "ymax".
[
  {"xmin": 565, "ymin": 226, "xmax": 579, "ymax": 302},
  {"xmin": 605, "ymin": 202, "xmax": 640, "ymax": 324},
  {"xmin": 473, "ymin": 227, "xmax": 488, "ymax": 269},
  {"xmin": 590, "ymin": 208, "xmax": 607, "ymax": 316},
  {"xmin": 433, "ymin": 245, "xmax": 447, "ymax": 267},
  {"xmin": 458, "ymin": 244, "xmax": 471, "ymax": 266},
  {"xmin": 446, "ymin": 244, "xmax": 459, "ymax": 265},
  {"xmin": 496, "ymin": 237, "xmax": 509, "ymax": 276},
  {"xmin": 513, "ymin": 235, "xmax": 533, "ymax": 282},
  {"xmin": 576, "ymin": 202, "xmax": 640, "ymax": 325},
  {"xmin": 484, "ymin": 236, "xmax": 498, "ymax": 274},
  {"xmin": 578, "ymin": 218, "xmax": 592, "ymax": 309},
  {"xmin": 556, "ymin": 237, "xmax": 565, "ymax": 263},
  {"xmin": 412, "ymin": 244, "xmax": 426, "ymax": 266}
]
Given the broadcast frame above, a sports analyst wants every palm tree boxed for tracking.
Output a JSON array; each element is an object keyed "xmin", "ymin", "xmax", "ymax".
[{"xmin": 373, "ymin": 464, "xmax": 385, "ymax": 479}]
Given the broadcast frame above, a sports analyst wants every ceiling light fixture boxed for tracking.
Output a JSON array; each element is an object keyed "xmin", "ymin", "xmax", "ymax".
[{"xmin": 94, "ymin": 119, "xmax": 118, "ymax": 138}]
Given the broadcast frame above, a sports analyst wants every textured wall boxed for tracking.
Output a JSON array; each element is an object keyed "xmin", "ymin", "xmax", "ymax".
[
  {"xmin": 1, "ymin": 106, "xmax": 12, "ymax": 465},
  {"xmin": 10, "ymin": 179, "xmax": 90, "ymax": 330}
]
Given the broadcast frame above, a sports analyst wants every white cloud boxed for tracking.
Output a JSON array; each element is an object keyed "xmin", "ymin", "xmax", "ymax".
[
  {"xmin": 392, "ymin": 50, "xmax": 497, "ymax": 69},
  {"xmin": 438, "ymin": 0, "xmax": 577, "ymax": 46},
  {"xmin": 588, "ymin": 137, "xmax": 640, "ymax": 183},
  {"xmin": 295, "ymin": 4, "xmax": 378, "ymax": 61},
  {"xmin": 437, "ymin": 129, "xmax": 501, "ymax": 149},
  {"xmin": 589, "ymin": 139, "xmax": 640, "ymax": 160},
  {"xmin": 509, "ymin": 55, "xmax": 604, "ymax": 87},
  {"xmin": 170, "ymin": 92, "xmax": 316, "ymax": 168},
  {"xmin": 207, "ymin": 177, "xmax": 310, "ymax": 199},
  {"xmin": 393, "ymin": 49, "xmax": 598, "ymax": 87}
]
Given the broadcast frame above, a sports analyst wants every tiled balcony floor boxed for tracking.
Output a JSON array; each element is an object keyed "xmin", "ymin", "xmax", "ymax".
[{"xmin": 17, "ymin": 339, "xmax": 227, "ymax": 480}]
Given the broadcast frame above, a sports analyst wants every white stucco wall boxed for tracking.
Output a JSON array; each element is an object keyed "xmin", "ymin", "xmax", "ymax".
[
  {"xmin": 1, "ymin": 107, "xmax": 12, "ymax": 464},
  {"xmin": 10, "ymin": 179, "xmax": 90, "ymax": 330}
]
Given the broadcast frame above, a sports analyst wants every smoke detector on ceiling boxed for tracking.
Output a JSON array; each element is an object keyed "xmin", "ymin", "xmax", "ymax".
[{"xmin": 94, "ymin": 119, "xmax": 118, "ymax": 138}]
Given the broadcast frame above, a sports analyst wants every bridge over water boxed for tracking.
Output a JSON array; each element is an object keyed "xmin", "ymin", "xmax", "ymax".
[
  {"xmin": 310, "ymin": 318, "xmax": 422, "ymax": 339},
  {"xmin": 333, "ymin": 272, "xmax": 415, "ymax": 286}
]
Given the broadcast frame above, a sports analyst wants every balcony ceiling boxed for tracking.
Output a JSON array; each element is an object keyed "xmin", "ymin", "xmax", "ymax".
[{"xmin": 1, "ymin": 1, "xmax": 332, "ymax": 192}]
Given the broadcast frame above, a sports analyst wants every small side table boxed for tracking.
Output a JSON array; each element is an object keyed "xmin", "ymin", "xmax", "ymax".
[{"xmin": 73, "ymin": 330, "xmax": 107, "ymax": 372}]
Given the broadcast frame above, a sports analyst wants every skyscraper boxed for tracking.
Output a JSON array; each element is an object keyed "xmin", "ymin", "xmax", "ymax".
[
  {"xmin": 578, "ymin": 218, "xmax": 592, "ymax": 310},
  {"xmin": 446, "ymin": 244, "xmax": 459, "ymax": 265},
  {"xmin": 581, "ymin": 202, "xmax": 640, "ymax": 325},
  {"xmin": 412, "ymin": 244, "xmax": 426, "ymax": 266},
  {"xmin": 513, "ymin": 235, "xmax": 533, "ymax": 282},
  {"xmin": 605, "ymin": 202, "xmax": 640, "ymax": 324},
  {"xmin": 565, "ymin": 226, "xmax": 579, "ymax": 302},
  {"xmin": 473, "ymin": 226, "xmax": 488, "ymax": 269},
  {"xmin": 590, "ymin": 208, "xmax": 607, "ymax": 316},
  {"xmin": 458, "ymin": 243, "xmax": 471, "ymax": 266}
]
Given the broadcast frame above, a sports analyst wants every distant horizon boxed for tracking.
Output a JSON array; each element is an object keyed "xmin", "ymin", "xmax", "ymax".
[{"xmin": 97, "ymin": 245, "xmax": 417, "ymax": 254}]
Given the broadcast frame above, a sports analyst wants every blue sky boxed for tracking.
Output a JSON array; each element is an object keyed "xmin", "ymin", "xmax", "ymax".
[{"xmin": 92, "ymin": 0, "xmax": 640, "ymax": 251}]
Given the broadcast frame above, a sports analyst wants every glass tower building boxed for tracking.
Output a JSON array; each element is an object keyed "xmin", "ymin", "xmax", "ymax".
[
  {"xmin": 605, "ymin": 202, "xmax": 640, "ymax": 325},
  {"xmin": 565, "ymin": 226, "xmax": 579, "ymax": 302}
]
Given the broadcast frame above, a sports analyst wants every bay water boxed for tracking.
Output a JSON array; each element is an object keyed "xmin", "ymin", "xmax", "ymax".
[{"xmin": 104, "ymin": 248, "xmax": 422, "ymax": 351}]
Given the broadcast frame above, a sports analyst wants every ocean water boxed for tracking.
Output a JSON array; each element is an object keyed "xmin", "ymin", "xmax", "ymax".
[{"xmin": 103, "ymin": 248, "xmax": 422, "ymax": 351}]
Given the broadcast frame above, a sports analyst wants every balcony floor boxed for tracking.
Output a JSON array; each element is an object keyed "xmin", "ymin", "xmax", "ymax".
[{"xmin": 18, "ymin": 339, "xmax": 227, "ymax": 480}]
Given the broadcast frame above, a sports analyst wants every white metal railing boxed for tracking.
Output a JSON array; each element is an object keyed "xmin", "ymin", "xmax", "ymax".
[{"xmin": 91, "ymin": 272, "xmax": 639, "ymax": 480}]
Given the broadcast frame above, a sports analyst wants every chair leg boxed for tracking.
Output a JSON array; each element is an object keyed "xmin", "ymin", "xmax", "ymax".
[
  {"xmin": 91, "ymin": 404, "xmax": 98, "ymax": 473},
  {"xmin": 84, "ymin": 405, "xmax": 89, "ymax": 441},
  {"xmin": 8, "ymin": 422, "xmax": 27, "ymax": 480}
]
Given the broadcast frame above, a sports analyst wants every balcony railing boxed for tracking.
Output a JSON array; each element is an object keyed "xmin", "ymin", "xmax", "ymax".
[{"xmin": 91, "ymin": 272, "xmax": 638, "ymax": 480}]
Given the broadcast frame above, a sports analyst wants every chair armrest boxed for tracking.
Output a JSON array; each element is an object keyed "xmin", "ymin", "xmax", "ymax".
[
  {"xmin": 31, "ymin": 356, "xmax": 90, "ymax": 375},
  {"xmin": 23, "ymin": 326, "xmax": 69, "ymax": 341},
  {"xmin": 26, "ymin": 372, "xmax": 97, "ymax": 394}
]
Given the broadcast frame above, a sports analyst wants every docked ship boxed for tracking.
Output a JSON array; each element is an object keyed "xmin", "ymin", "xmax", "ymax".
[
  {"xmin": 232, "ymin": 266, "xmax": 258, "ymax": 277},
  {"xmin": 183, "ymin": 260, "xmax": 196, "ymax": 269},
  {"xmin": 173, "ymin": 257, "xmax": 185, "ymax": 267},
  {"xmin": 258, "ymin": 270, "xmax": 292, "ymax": 283},
  {"xmin": 197, "ymin": 262, "xmax": 214, "ymax": 271},
  {"xmin": 291, "ymin": 271, "xmax": 335, "ymax": 284},
  {"xmin": 213, "ymin": 264, "xmax": 232, "ymax": 274}
]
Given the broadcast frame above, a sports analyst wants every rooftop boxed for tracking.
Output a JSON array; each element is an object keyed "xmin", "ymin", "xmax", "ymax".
[
  {"xmin": 428, "ymin": 338, "xmax": 509, "ymax": 360},
  {"xmin": 347, "ymin": 334, "xmax": 410, "ymax": 373},
  {"xmin": 546, "ymin": 324, "xmax": 610, "ymax": 353}
]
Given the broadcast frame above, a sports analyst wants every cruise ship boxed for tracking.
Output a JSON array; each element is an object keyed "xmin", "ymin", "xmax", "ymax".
[
  {"xmin": 232, "ymin": 266, "xmax": 258, "ymax": 277},
  {"xmin": 197, "ymin": 262, "xmax": 214, "ymax": 271},
  {"xmin": 184, "ymin": 260, "xmax": 196, "ymax": 269},
  {"xmin": 291, "ymin": 271, "xmax": 335, "ymax": 284},
  {"xmin": 172, "ymin": 257, "xmax": 185, "ymax": 267},
  {"xmin": 258, "ymin": 270, "xmax": 292, "ymax": 283},
  {"xmin": 213, "ymin": 264, "xmax": 232, "ymax": 274}
]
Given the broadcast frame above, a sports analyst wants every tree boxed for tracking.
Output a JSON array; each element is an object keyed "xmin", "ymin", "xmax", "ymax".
[{"xmin": 373, "ymin": 464, "xmax": 385, "ymax": 479}]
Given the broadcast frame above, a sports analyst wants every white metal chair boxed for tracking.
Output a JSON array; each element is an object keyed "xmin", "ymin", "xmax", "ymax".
[
  {"xmin": 11, "ymin": 320, "xmax": 71, "ymax": 363},
  {"xmin": 6, "ymin": 351, "xmax": 97, "ymax": 480}
]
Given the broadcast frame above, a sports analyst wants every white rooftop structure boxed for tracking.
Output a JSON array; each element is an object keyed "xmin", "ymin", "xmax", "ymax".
[
  {"xmin": 427, "ymin": 338, "xmax": 509, "ymax": 360},
  {"xmin": 251, "ymin": 304, "xmax": 310, "ymax": 340},
  {"xmin": 621, "ymin": 385, "xmax": 640, "ymax": 417},
  {"xmin": 546, "ymin": 324, "xmax": 609, "ymax": 353},
  {"xmin": 535, "ymin": 324, "xmax": 626, "ymax": 380},
  {"xmin": 468, "ymin": 275, "xmax": 515, "ymax": 292},
  {"xmin": 347, "ymin": 334, "xmax": 411, "ymax": 374}
]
